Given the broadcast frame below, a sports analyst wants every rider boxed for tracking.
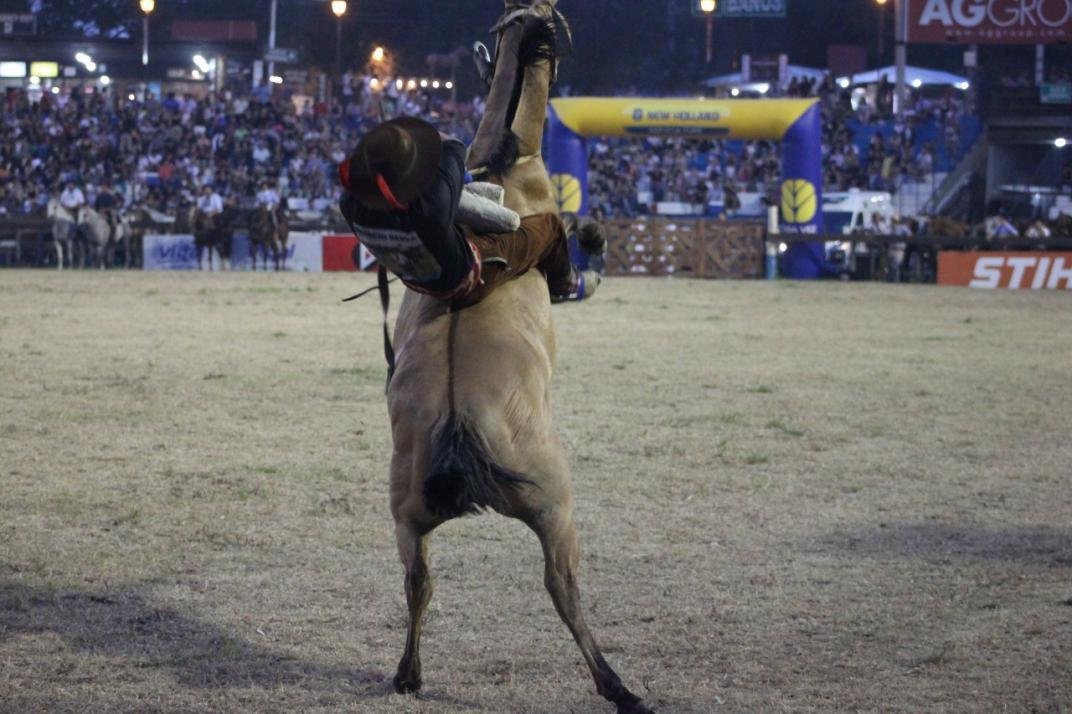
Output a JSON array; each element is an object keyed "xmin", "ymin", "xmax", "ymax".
[
  {"xmin": 60, "ymin": 181, "xmax": 86, "ymax": 213},
  {"xmin": 94, "ymin": 181, "xmax": 123, "ymax": 233},
  {"xmin": 338, "ymin": 117, "xmax": 598, "ymax": 307},
  {"xmin": 59, "ymin": 181, "xmax": 87, "ymax": 247},
  {"xmin": 256, "ymin": 181, "xmax": 281, "ymax": 229},
  {"xmin": 197, "ymin": 185, "xmax": 224, "ymax": 217}
]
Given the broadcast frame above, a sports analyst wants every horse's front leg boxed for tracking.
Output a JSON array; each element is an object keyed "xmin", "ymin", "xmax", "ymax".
[{"xmin": 393, "ymin": 520, "xmax": 435, "ymax": 694}]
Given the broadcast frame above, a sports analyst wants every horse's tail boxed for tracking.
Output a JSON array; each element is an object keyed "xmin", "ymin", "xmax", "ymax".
[{"xmin": 424, "ymin": 414, "xmax": 533, "ymax": 519}]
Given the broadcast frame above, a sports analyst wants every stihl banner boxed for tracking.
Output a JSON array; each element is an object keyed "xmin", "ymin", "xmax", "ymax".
[
  {"xmin": 938, "ymin": 252, "xmax": 1072, "ymax": 289},
  {"xmin": 907, "ymin": 0, "xmax": 1072, "ymax": 43}
]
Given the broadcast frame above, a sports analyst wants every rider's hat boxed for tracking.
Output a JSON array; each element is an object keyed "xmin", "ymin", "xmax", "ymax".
[{"xmin": 340, "ymin": 117, "xmax": 442, "ymax": 212}]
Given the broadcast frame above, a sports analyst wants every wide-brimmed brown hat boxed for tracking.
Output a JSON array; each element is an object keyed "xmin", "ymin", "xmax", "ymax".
[{"xmin": 339, "ymin": 117, "xmax": 442, "ymax": 212}]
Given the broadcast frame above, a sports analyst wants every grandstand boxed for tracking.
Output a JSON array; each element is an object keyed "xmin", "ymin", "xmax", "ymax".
[{"xmin": 0, "ymin": 0, "xmax": 1069, "ymax": 282}]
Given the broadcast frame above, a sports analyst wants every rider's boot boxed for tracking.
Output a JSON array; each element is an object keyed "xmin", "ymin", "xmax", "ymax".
[{"xmin": 550, "ymin": 266, "xmax": 601, "ymax": 303}]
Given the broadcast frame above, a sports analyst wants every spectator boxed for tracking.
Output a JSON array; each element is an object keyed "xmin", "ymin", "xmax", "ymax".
[{"xmin": 1025, "ymin": 220, "xmax": 1052, "ymax": 241}]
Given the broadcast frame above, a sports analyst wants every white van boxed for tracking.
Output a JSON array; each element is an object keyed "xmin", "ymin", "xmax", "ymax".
[{"xmin": 823, "ymin": 190, "xmax": 895, "ymax": 235}]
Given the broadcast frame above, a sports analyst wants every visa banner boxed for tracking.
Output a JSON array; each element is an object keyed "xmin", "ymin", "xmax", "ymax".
[
  {"xmin": 938, "ymin": 252, "xmax": 1072, "ymax": 290},
  {"xmin": 144, "ymin": 234, "xmax": 198, "ymax": 271},
  {"xmin": 231, "ymin": 231, "xmax": 323, "ymax": 272}
]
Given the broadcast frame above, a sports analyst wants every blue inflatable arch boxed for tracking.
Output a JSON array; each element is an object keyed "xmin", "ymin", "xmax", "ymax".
[{"xmin": 546, "ymin": 97, "xmax": 825, "ymax": 278}]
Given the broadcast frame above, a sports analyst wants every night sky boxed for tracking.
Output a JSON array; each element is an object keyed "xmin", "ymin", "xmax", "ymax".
[{"xmin": 5, "ymin": 1, "xmax": 1047, "ymax": 94}]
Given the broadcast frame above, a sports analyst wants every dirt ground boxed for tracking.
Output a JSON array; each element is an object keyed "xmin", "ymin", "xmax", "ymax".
[{"xmin": 0, "ymin": 270, "xmax": 1070, "ymax": 713}]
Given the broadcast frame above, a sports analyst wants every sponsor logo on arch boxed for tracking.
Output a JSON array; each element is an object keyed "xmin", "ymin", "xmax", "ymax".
[
  {"xmin": 908, "ymin": 0, "xmax": 1072, "ymax": 43},
  {"xmin": 780, "ymin": 179, "xmax": 818, "ymax": 225}
]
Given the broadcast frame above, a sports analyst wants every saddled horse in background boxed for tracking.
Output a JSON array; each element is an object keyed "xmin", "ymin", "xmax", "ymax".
[
  {"xmin": 109, "ymin": 209, "xmax": 137, "ymax": 269},
  {"xmin": 248, "ymin": 201, "xmax": 289, "ymax": 271},
  {"xmin": 73, "ymin": 206, "xmax": 135, "ymax": 269},
  {"xmin": 75, "ymin": 206, "xmax": 114, "ymax": 269},
  {"xmin": 382, "ymin": 3, "xmax": 652, "ymax": 712},
  {"xmin": 191, "ymin": 206, "xmax": 236, "ymax": 271},
  {"xmin": 46, "ymin": 198, "xmax": 78, "ymax": 269}
]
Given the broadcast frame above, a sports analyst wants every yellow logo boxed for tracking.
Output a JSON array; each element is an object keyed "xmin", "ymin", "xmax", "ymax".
[
  {"xmin": 550, "ymin": 174, "xmax": 583, "ymax": 214},
  {"xmin": 781, "ymin": 179, "xmax": 817, "ymax": 224}
]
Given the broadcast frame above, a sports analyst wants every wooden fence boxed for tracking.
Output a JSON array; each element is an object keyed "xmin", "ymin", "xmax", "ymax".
[{"xmin": 604, "ymin": 218, "xmax": 766, "ymax": 279}]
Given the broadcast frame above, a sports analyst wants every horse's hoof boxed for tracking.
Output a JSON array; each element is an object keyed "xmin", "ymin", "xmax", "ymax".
[
  {"xmin": 392, "ymin": 673, "xmax": 422, "ymax": 694},
  {"xmin": 618, "ymin": 699, "xmax": 654, "ymax": 714}
]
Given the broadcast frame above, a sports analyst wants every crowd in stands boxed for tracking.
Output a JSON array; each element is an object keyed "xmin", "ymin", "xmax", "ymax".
[
  {"xmin": 586, "ymin": 73, "xmax": 972, "ymax": 219},
  {"xmin": 0, "ymin": 78, "xmax": 481, "ymax": 220},
  {"xmin": 0, "ymin": 69, "xmax": 994, "ymax": 225}
]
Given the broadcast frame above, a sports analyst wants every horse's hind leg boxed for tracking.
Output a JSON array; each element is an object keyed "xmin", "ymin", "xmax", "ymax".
[
  {"xmin": 525, "ymin": 506, "xmax": 653, "ymax": 714},
  {"xmin": 393, "ymin": 520, "xmax": 435, "ymax": 694}
]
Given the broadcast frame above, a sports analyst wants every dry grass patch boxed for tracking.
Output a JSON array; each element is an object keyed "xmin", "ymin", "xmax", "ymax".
[{"xmin": 1, "ymin": 270, "xmax": 1070, "ymax": 712}]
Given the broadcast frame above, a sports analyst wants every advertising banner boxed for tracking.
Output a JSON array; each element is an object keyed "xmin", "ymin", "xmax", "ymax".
[
  {"xmin": 323, "ymin": 235, "xmax": 377, "ymax": 272},
  {"xmin": 907, "ymin": 0, "xmax": 1072, "ymax": 44},
  {"xmin": 691, "ymin": 0, "xmax": 787, "ymax": 18},
  {"xmin": 231, "ymin": 231, "xmax": 323, "ymax": 272},
  {"xmin": 938, "ymin": 252, "xmax": 1072, "ymax": 289},
  {"xmin": 1040, "ymin": 82, "xmax": 1072, "ymax": 104},
  {"xmin": 144, "ymin": 234, "xmax": 198, "ymax": 271}
]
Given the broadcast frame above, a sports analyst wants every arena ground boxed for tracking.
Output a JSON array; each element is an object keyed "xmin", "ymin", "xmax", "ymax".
[{"xmin": 1, "ymin": 270, "xmax": 1070, "ymax": 713}]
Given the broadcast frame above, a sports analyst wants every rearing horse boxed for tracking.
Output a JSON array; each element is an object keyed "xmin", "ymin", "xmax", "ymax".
[{"xmin": 384, "ymin": 3, "xmax": 652, "ymax": 712}]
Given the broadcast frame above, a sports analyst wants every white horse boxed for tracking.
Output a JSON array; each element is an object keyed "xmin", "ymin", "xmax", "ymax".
[
  {"xmin": 46, "ymin": 198, "xmax": 78, "ymax": 270},
  {"xmin": 76, "ymin": 204, "xmax": 117, "ymax": 268}
]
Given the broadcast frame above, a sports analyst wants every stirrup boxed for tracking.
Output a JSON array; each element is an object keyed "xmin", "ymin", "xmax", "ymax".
[{"xmin": 473, "ymin": 42, "xmax": 494, "ymax": 89}]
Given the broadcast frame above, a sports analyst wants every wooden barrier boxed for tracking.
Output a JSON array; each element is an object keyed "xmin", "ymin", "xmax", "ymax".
[{"xmin": 604, "ymin": 218, "xmax": 765, "ymax": 279}]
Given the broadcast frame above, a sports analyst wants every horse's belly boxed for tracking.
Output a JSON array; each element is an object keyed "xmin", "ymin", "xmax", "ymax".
[{"xmin": 389, "ymin": 272, "xmax": 555, "ymax": 435}]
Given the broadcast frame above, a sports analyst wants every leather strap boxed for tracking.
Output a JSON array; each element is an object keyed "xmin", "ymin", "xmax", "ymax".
[{"xmin": 378, "ymin": 265, "xmax": 396, "ymax": 391}]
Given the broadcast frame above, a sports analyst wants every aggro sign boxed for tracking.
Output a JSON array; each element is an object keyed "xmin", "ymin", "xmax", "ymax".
[{"xmin": 908, "ymin": 0, "xmax": 1072, "ymax": 43}]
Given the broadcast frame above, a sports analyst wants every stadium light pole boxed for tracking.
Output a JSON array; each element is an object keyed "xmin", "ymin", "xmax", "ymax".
[
  {"xmin": 267, "ymin": 0, "xmax": 278, "ymax": 93},
  {"xmin": 875, "ymin": 0, "xmax": 888, "ymax": 63},
  {"xmin": 331, "ymin": 1, "xmax": 347, "ymax": 103},
  {"xmin": 139, "ymin": 0, "xmax": 155, "ymax": 67},
  {"xmin": 894, "ymin": 0, "xmax": 908, "ymax": 120},
  {"xmin": 700, "ymin": 0, "xmax": 716, "ymax": 65}
]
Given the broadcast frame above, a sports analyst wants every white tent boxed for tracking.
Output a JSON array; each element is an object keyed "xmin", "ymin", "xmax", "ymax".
[
  {"xmin": 840, "ymin": 65, "xmax": 969, "ymax": 89},
  {"xmin": 702, "ymin": 65, "xmax": 827, "ymax": 90}
]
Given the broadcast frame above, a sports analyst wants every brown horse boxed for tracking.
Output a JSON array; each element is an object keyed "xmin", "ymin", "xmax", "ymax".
[
  {"xmin": 191, "ymin": 207, "xmax": 236, "ymax": 271},
  {"xmin": 248, "ymin": 203, "xmax": 289, "ymax": 271},
  {"xmin": 383, "ymin": 3, "xmax": 652, "ymax": 713}
]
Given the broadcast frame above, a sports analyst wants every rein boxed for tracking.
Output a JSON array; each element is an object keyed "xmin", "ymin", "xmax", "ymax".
[{"xmin": 341, "ymin": 209, "xmax": 399, "ymax": 392}]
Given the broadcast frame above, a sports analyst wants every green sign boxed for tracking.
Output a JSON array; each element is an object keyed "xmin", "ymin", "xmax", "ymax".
[
  {"xmin": 1040, "ymin": 83, "xmax": 1071, "ymax": 105},
  {"xmin": 693, "ymin": 0, "xmax": 787, "ymax": 18}
]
